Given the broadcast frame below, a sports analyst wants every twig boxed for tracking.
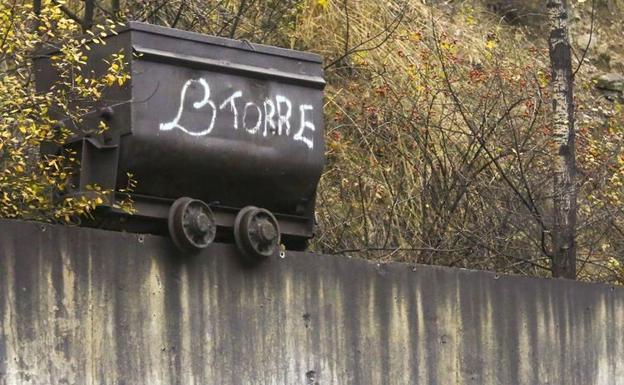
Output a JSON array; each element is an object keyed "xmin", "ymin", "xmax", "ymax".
[
  {"xmin": 324, "ymin": 0, "xmax": 407, "ymax": 70},
  {"xmin": 170, "ymin": 1, "xmax": 185, "ymax": 28},
  {"xmin": 572, "ymin": 0, "xmax": 595, "ymax": 78}
]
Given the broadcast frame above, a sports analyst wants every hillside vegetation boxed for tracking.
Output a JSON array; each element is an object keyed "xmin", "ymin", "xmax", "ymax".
[{"xmin": 1, "ymin": 0, "xmax": 624, "ymax": 283}]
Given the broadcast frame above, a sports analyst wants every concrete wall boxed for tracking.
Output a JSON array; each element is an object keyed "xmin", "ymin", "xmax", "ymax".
[{"xmin": 0, "ymin": 219, "xmax": 623, "ymax": 385}]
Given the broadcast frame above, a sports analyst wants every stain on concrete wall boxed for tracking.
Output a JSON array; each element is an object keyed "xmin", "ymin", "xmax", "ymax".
[{"xmin": 0, "ymin": 219, "xmax": 622, "ymax": 384}]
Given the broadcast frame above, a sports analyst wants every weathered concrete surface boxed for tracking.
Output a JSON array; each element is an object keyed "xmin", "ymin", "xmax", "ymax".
[{"xmin": 0, "ymin": 219, "xmax": 623, "ymax": 385}]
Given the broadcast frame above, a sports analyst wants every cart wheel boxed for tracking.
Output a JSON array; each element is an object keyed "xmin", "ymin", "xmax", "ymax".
[
  {"xmin": 168, "ymin": 197, "xmax": 216, "ymax": 252},
  {"xmin": 233, "ymin": 206, "xmax": 281, "ymax": 262}
]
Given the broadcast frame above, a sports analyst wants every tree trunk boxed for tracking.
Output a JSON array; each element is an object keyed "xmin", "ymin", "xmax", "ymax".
[
  {"xmin": 112, "ymin": 0, "xmax": 121, "ymax": 16},
  {"xmin": 33, "ymin": 0, "xmax": 42, "ymax": 15},
  {"xmin": 82, "ymin": 0, "xmax": 95, "ymax": 31},
  {"xmin": 547, "ymin": 0, "xmax": 577, "ymax": 279}
]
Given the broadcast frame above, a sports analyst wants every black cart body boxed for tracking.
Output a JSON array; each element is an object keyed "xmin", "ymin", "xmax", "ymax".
[{"xmin": 35, "ymin": 22, "xmax": 325, "ymax": 250}]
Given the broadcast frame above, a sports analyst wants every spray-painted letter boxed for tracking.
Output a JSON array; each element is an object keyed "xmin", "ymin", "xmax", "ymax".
[
  {"xmin": 219, "ymin": 90, "xmax": 243, "ymax": 129},
  {"xmin": 294, "ymin": 104, "xmax": 314, "ymax": 149},
  {"xmin": 243, "ymin": 102, "xmax": 262, "ymax": 134},
  {"xmin": 275, "ymin": 95, "xmax": 292, "ymax": 136},
  {"xmin": 159, "ymin": 78, "xmax": 216, "ymax": 136},
  {"xmin": 263, "ymin": 99, "xmax": 276, "ymax": 137}
]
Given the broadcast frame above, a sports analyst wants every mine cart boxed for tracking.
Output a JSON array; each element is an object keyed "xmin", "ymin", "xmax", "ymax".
[{"xmin": 34, "ymin": 22, "xmax": 325, "ymax": 261}]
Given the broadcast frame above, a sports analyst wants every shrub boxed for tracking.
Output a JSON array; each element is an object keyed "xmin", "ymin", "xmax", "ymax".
[{"xmin": 0, "ymin": 0, "xmax": 130, "ymax": 223}]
